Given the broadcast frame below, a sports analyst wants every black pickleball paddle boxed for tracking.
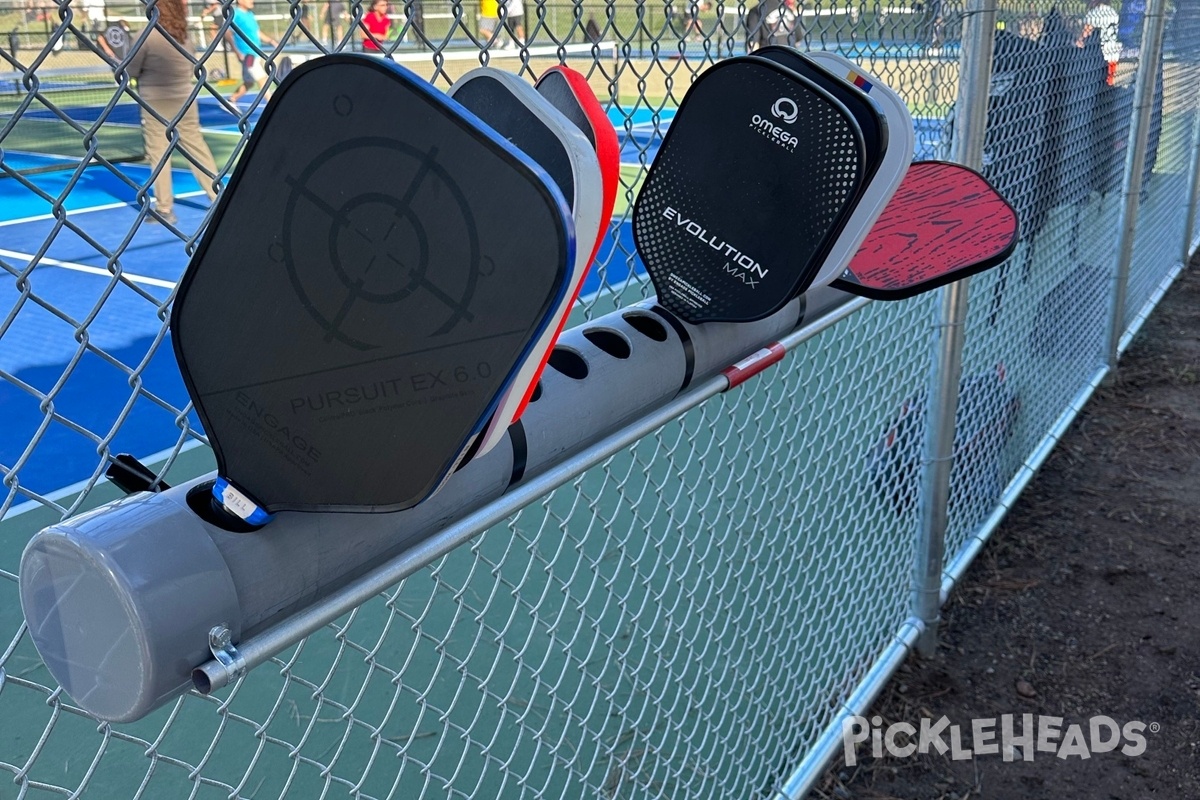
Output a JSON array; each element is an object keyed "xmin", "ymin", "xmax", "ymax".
[
  {"xmin": 171, "ymin": 55, "xmax": 575, "ymax": 518},
  {"xmin": 632, "ymin": 56, "xmax": 867, "ymax": 324}
]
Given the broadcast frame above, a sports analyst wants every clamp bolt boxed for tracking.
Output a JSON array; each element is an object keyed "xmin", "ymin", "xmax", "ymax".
[{"xmin": 208, "ymin": 625, "xmax": 232, "ymax": 653}]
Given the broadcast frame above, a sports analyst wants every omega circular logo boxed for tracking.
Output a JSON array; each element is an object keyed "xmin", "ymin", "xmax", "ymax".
[
  {"xmin": 280, "ymin": 138, "xmax": 483, "ymax": 351},
  {"xmin": 771, "ymin": 97, "xmax": 799, "ymax": 124}
]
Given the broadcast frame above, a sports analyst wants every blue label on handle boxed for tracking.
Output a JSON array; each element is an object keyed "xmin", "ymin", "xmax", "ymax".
[{"xmin": 213, "ymin": 477, "xmax": 275, "ymax": 526}]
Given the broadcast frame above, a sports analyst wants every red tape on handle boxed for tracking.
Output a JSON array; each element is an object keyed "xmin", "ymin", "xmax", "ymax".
[{"xmin": 721, "ymin": 343, "xmax": 786, "ymax": 389}]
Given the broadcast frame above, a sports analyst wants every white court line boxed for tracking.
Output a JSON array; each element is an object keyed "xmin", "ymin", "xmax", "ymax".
[
  {"xmin": 0, "ymin": 190, "xmax": 207, "ymax": 229},
  {"xmin": 0, "ymin": 248, "xmax": 178, "ymax": 289}
]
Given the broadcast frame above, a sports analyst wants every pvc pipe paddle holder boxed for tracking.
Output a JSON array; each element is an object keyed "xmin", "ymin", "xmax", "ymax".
[
  {"xmin": 19, "ymin": 492, "xmax": 243, "ymax": 723},
  {"xmin": 20, "ymin": 287, "xmax": 865, "ymax": 723}
]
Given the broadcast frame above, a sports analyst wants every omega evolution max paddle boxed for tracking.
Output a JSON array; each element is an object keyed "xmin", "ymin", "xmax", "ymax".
[
  {"xmin": 632, "ymin": 56, "xmax": 869, "ymax": 324},
  {"xmin": 171, "ymin": 55, "xmax": 575, "ymax": 522}
]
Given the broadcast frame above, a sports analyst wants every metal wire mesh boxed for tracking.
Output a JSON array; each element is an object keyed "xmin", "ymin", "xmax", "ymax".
[
  {"xmin": 942, "ymin": 0, "xmax": 1200, "ymax": 563},
  {"xmin": 1, "ymin": 0, "xmax": 1196, "ymax": 797}
]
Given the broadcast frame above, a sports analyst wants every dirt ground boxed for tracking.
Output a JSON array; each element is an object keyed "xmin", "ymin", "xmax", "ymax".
[{"xmin": 816, "ymin": 263, "xmax": 1200, "ymax": 800}]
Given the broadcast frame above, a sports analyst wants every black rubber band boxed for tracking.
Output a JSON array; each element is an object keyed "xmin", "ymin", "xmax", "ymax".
[
  {"xmin": 651, "ymin": 303, "xmax": 696, "ymax": 392},
  {"xmin": 508, "ymin": 419, "xmax": 528, "ymax": 486}
]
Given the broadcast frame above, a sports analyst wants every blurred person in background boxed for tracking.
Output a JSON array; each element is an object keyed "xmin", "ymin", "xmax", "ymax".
[
  {"xmin": 477, "ymin": 0, "xmax": 499, "ymax": 44},
  {"xmin": 200, "ymin": 0, "xmax": 226, "ymax": 50},
  {"xmin": 1077, "ymin": 0, "xmax": 1121, "ymax": 84},
  {"xmin": 500, "ymin": 0, "xmax": 524, "ymax": 48},
  {"xmin": 409, "ymin": 0, "xmax": 424, "ymax": 41},
  {"xmin": 228, "ymin": 0, "xmax": 276, "ymax": 104},
  {"xmin": 82, "ymin": 0, "xmax": 107, "ymax": 35},
  {"xmin": 124, "ymin": 0, "xmax": 221, "ymax": 224},
  {"xmin": 360, "ymin": 0, "xmax": 391, "ymax": 50},
  {"xmin": 323, "ymin": 0, "xmax": 345, "ymax": 44},
  {"xmin": 745, "ymin": 0, "xmax": 800, "ymax": 51},
  {"xmin": 684, "ymin": 0, "xmax": 708, "ymax": 42}
]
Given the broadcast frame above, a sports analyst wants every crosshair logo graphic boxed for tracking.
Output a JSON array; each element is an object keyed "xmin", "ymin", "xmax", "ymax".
[
  {"xmin": 280, "ymin": 137, "xmax": 483, "ymax": 350},
  {"xmin": 104, "ymin": 26, "xmax": 127, "ymax": 50},
  {"xmin": 771, "ymin": 97, "xmax": 798, "ymax": 124}
]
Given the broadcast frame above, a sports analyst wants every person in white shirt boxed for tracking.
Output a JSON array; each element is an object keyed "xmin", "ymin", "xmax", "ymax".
[
  {"xmin": 82, "ymin": 0, "xmax": 107, "ymax": 33},
  {"xmin": 500, "ymin": 0, "xmax": 524, "ymax": 48},
  {"xmin": 1077, "ymin": 0, "xmax": 1121, "ymax": 84}
]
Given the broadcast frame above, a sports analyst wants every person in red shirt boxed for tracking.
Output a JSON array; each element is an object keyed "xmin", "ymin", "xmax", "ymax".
[{"xmin": 361, "ymin": 0, "xmax": 391, "ymax": 50}]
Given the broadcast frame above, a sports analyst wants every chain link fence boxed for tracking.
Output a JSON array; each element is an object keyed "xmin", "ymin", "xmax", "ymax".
[{"xmin": 2, "ymin": 0, "xmax": 1197, "ymax": 797}]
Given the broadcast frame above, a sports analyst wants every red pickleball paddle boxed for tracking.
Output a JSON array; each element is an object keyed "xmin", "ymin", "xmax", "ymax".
[
  {"xmin": 833, "ymin": 160, "xmax": 1019, "ymax": 300},
  {"xmin": 501, "ymin": 65, "xmax": 620, "ymax": 423}
]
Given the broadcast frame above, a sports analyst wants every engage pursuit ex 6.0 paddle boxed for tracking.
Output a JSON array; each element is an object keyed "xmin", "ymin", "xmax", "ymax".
[
  {"xmin": 447, "ymin": 67, "xmax": 605, "ymax": 459},
  {"xmin": 633, "ymin": 56, "xmax": 868, "ymax": 324},
  {"xmin": 833, "ymin": 160, "xmax": 1019, "ymax": 300},
  {"xmin": 171, "ymin": 55, "xmax": 574, "ymax": 520}
]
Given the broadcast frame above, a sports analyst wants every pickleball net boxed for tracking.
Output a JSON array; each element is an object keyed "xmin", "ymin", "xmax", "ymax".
[{"xmin": 0, "ymin": 65, "xmax": 148, "ymax": 175}]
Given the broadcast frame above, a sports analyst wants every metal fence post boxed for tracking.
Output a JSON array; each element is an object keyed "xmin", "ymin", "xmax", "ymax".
[
  {"xmin": 912, "ymin": 0, "xmax": 997, "ymax": 658},
  {"xmin": 1106, "ymin": 0, "xmax": 1169, "ymax": 367},
  {"xmin": 1183, "ymin": 82, "xmax": 1200, "ymax": 264}
]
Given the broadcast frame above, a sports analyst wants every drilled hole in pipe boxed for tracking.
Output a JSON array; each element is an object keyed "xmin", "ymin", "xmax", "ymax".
[
  {"xmin": 583, "ymin": 328, "xmax": 632, "ymax": 359},
  {"xmin": 622, "ymin": 312, "xmax": 668, "ymax": 342},
  {"xmin": 547, "ymin": 347, "xmax": 589, "ymax": 380}
]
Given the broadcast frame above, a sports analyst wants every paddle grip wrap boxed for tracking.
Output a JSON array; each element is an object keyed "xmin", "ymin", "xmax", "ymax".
[
  {"xmin": 721, "ymin": 343, "xmax": 786, "ymax": 389},
  {"xmin": 213, "ymin": 478, "xmax": 274, "ymax": 526}
]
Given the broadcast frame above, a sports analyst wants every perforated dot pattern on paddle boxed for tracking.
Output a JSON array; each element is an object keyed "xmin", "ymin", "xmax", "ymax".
[{"xmin": 633, "ymin": 59, "xmax": 865, "ymax": 323}]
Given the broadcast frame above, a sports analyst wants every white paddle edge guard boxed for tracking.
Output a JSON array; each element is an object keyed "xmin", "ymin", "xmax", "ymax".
[
  {"xmin": 449, "ymin": 68, "xmax": 606, "ymax": 458},
  {"xmin": 805, "ymin": 52, "xmax": 916, "ymax": 290}
]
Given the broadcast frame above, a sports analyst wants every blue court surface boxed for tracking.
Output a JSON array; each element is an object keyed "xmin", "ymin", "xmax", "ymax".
[
  {"xmin": 0, "ymin": 163, "xmax": 210, "ymax": 496},
  {"xmin": 0, "ymin": 99, "xmax": 944, "ymax": 496}
]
